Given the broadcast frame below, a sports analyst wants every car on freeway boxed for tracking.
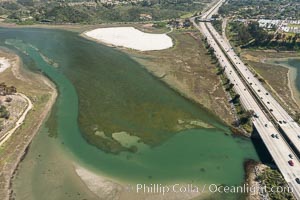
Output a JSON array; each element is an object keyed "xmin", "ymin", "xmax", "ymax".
[
  {"xmin": 271, "ymin": 134, "xmax": 275, "ymax": 138},
  {"xmin": 296, "ymin": 178, "xmax": 300, "ymax": 184},
  {"xmin": 288, "ymin": 160, "xmax": 294, "ymax": 166},
  {"xmin": 289, "ymin": 154, "xmax": 293, "ymax": 159},
  {"xmin": 275, "ymin": 134, "xmax": 279, "ymax": 139}
]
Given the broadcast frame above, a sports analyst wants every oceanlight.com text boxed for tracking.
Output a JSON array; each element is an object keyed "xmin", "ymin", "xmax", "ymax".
[{"xmin": 125, "ymin": 183, "xmax": 293, "ymax": 195}]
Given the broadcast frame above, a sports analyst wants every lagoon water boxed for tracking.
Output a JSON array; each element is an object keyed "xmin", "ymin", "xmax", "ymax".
[
  {"xmin": 285, "ymin": 59, "xmax": 300, "ymax": 92},
  {"xmin": 0, "ymin": 28, "xmax": 259, "ymax": 199},
  {"xmin": 270, "ymin": 58, "xmax": 300, "ymax": 102}
]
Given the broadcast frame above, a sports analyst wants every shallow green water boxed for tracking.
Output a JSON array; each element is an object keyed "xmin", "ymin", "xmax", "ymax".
[
  {"xmin": 284, "ymin": 59, "xmax": 300, "ymax": 91},
  {"xmin": 270, "ymin": 58, "xmax": 300, "ymax": 98},
  {"xmin": 0, "ymin": 28, "xmax": 259, "ymax": 196}
]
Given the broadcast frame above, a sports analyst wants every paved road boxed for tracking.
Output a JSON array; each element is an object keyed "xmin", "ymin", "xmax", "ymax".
[{"xmin": 191, "ymin": 0, "xmax": 300, "ymax": 199}]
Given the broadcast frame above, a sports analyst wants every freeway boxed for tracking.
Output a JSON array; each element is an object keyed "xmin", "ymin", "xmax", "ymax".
[
  {"xmin": 206, "ymin": 22, "xmax": 300, "ymax": 157},
  {"xmin": 191, "ymin": 0, "xmax": 300, "ymax": 199}
]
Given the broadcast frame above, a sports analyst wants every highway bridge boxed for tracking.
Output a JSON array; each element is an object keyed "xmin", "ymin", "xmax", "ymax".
[{"xmin": 191, "ymin": 0, "xmax": 300, "ymax": 199}]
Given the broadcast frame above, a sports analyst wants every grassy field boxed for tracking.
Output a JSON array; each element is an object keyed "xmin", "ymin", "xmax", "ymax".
[{"xmin": 125, "ymin": 29, "xmax": 235, "ymax": 125}]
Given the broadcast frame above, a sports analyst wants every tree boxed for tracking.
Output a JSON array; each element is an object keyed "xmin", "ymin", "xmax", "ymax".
[
  {"xmin": 239, "ymin": 110, "xmax": 254, "ymax": 125},
  {"xmin": 248, "ymin": 21, "xmax": 260, "ymax": 36},
  {"xmin": 226, "ymin": 83, "xmax": 234, "ymax": 91},
  {"xmin": 208, "ymin": 46, "xmax": 214, "ymax": 54},
  {"xmin": 275, "ymin": 33, "xmax": 282, "ymax": 40},
  {"xmin": 211, "ymin": 14, "xmax": 219, "ymax": 19},
  {"xmin": 0, "ymin": 105, "xmax": 9, "ymax": 119},
  {"xmin": 238, "ymin": 25, "xmax": 251, "ymax": 43},
  {"xmin": 127, "ymin": 8, "xmax": 141, "ymax": 21},
  {"xmin": 230, "ymin": 94, "xmax": 240, "ymax": 104},
  {"xmin": 246, "ymin": 21, "xmax": 268, "ymax": 43}
]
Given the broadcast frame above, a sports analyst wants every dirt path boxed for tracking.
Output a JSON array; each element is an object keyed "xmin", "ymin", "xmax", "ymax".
[{"xmin": 0, "ymin": 93, "xmax": 33, "ymax": 146}]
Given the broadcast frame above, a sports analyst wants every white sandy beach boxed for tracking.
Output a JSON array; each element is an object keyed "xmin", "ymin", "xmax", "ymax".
[
  {"xmin": 84, "ymin": 27, "xmax": 173, "ymax": 51},
  {"xmin": 0, "ymin": 57, "xmax": 10, "ymax": 73}
]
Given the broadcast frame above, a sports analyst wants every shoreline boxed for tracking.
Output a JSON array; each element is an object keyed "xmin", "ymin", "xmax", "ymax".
[
  {"xmin": 74, "ymin": 164, "xmax": 210, "ymax": 200},
  {"xmin": 0, "ymin": 51, "xmax": 58, "ymax": 200},
  {"xmin": 265, "ymin": 57, "xmax": 300, "ymax": 107},
  {"xmin": 74, "ymin": 159, "xmax": 259, "ymax": 200}
]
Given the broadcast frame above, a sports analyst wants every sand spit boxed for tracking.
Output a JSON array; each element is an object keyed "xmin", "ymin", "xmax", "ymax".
[
  {"xmin": 0, "ymin": 57, "xmax": 10, "ymax": 73},
  {"xmin": 84, "ymin": 27, "xmax": 173, "ymax": 51},
  {"xmin": 75, "ymin": 165, "xmax": 207, "ymax": 200},
  {"xmin": 0, "ymin": 51, "xmax": 58, "ymax": 200},
  {"xmin": 284, "ymin": 64, "xmax": 300, "ymax": 107}
]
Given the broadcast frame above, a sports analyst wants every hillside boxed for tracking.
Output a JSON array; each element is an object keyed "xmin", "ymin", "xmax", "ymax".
[{"xmin": 0, "ymin": 0, "xmax": 212, "ymax": 24}]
